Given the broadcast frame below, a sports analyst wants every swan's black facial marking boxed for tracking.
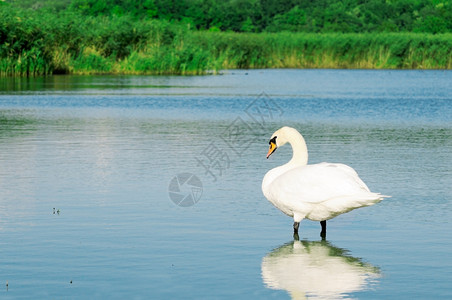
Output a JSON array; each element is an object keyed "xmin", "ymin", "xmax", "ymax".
[
  {"xmin": 267, "ymin": 136, "xmax": 278, "ymax": 159},
  {"xmin": 269, "ymin": 136, "xmax": 277, "ymax": 145}
]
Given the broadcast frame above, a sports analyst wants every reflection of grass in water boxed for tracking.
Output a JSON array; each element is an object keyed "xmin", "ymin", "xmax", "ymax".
[
  {"xmin": 0, "ymin": 75, "xmax": 218, "ymax": 93},
  {"xmin": 0, "ymin": 115, "xmax": 38, "ymax": 138}
]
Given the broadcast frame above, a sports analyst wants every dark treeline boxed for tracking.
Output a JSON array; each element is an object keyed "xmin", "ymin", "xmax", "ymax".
[
  {"xmin": 1, "ymin": 0, "xmax": 452, "ymax": 76},
  {"xmin": 7, "ymin": 0, "xmax": 452, "ymax": 33}
]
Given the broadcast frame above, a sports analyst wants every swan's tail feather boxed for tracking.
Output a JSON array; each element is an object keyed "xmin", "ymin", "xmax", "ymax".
[{"xmin": 322, "ymin": 193, "xmax": 389, "ymax": 215}]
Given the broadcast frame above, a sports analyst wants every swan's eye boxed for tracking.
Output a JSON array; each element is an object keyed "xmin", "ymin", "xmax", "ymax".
[{"xmin": 269, "ymin": 136, "xmax": 277, "ymax": 145}]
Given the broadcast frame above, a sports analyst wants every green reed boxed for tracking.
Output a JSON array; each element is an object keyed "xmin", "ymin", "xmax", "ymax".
[{"xmin": 1, "ymin": 6, "xmax": 451, "ymax": 77}]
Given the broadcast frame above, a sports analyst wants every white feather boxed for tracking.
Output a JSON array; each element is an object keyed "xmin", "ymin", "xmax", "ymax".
[{"xmin": 262, "ymin": 127, "xmax": 389, "ymax": 224}]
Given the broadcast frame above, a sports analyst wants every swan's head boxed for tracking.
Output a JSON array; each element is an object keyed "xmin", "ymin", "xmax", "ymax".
[{"xmin": 266, "ymin": 126, "xmax": 297, "ymax": 159}]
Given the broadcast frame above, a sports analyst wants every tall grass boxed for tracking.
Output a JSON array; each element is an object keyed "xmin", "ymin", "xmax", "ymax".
[
  {"xmin": 1, "ymin": 7, "xmax": 451, "ymax": 76},
  {"xmin": 202, "ymin": 32, "xmax": 452, "ymax": 70},
  {"xmin": 60, "ymin": 31, "xmax": 452, "ymax": 74}
]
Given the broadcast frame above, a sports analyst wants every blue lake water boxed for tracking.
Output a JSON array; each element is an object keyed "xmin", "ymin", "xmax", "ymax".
[{"xmin": 0, "ymin": 69, "xmax": 451, "ymax": 299}]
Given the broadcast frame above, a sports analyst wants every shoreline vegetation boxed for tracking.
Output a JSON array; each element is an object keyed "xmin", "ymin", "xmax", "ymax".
[{"xmin": 1, "ymin": 1, "xmax": 452, "ymax": 76}]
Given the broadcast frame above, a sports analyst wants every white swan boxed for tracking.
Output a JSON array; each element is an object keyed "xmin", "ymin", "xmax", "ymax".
[{"xmin": 262, "ymin": 126, "xmax": 388, "ymax": 237}]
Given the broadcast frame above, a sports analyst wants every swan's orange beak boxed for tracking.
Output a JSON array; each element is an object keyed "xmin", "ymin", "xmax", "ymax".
[{"xmin": 267, "ymin": 142, "xmax": 277, "ymax": 159}]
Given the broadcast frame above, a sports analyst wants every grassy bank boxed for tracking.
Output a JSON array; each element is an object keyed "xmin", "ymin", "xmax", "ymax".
[
  {"xmin": 1, "ymin": 8, "xmax": 452, "ymax": 76},
  {"xmin": 3, "ymin": 31, "xmax": 452, "ymax": 77},
  {"xmin": 191, "ymin": 31, "xmax": 452, "ymax": 70}
]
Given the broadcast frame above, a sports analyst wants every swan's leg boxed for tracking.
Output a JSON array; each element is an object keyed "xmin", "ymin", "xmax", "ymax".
[
  {"xmin": 320, "ymin": 220, "xmax": 326, "ymax": 239},
  {"xmin": 293, "ymin": 221, "xmax": 301, "ymax": 240}
]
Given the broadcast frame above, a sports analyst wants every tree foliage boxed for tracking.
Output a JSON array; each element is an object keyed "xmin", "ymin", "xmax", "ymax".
[{"xmin": 5, "ymin": 0, "xmax": 452, "ymax": 33}]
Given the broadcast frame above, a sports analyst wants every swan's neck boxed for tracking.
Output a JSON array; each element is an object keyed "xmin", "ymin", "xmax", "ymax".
[
  {"xmin": 287, "ymin": 132, "xmax": 308, "ymax": 167},
  {"xmin": 262, "ymin": 131, "xmax": 308, "ymax": 192}
]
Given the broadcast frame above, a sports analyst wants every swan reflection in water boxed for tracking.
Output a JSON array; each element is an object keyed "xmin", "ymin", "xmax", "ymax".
[{"xmin": 262, "ymin": 240, "xmax": 381, "ymax": 299}]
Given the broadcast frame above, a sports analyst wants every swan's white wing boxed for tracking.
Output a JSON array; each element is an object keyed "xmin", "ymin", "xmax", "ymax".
[
  {"xmin": 270, "ymin": 163, "xmax": 372, "ymax": 203},
  {"xmin": 266, "ymin": 163, "xmax": 385, "ymax": 220}
]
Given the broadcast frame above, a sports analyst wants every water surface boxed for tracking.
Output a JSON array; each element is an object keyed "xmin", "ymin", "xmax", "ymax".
[{"xmin": 0, "ymin": 70, "xmax": 451, "ymax": 299}]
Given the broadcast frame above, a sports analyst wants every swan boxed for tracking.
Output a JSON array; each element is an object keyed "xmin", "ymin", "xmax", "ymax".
[{"xmin": 262, "ymin": 126, "xmax": 388, "ymax": 238}]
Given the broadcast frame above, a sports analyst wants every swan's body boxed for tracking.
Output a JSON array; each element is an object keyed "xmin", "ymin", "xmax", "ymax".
[{"xmin": 262, "ymin": 126, "xmax": 388, "ymax": 237}]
